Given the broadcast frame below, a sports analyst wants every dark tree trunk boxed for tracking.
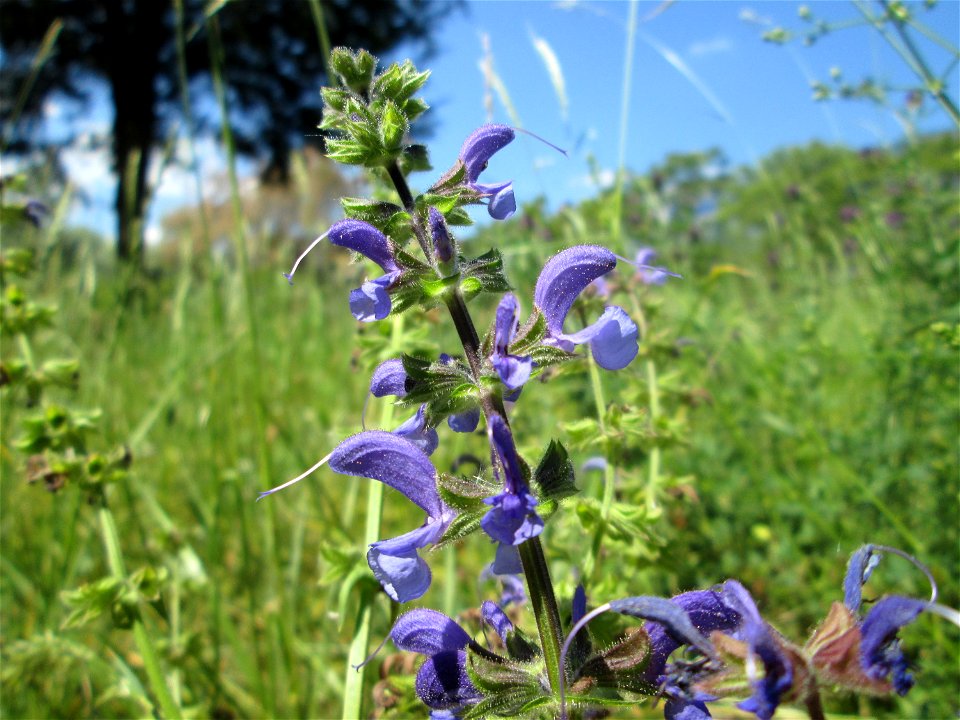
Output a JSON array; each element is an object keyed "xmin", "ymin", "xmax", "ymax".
[{"xmin": 102, "ymin": 0, "xmax": 166, "ymax": 266}]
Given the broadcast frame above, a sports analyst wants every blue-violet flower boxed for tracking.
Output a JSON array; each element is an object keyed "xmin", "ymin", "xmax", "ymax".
[
  {"xmin": 481, "ymin": 415, "xmax": 543, "ymax": 545},
  {"xmin": 534, "ymin": 244, "xmax": 639, "ymax": 370},
  {"xmin": 490, "ymin": 293, "xmax": 533, "ymax": 390},
  {"xmin": 459, "ymin": 124, "xmax": 516, "ymax": 220}
]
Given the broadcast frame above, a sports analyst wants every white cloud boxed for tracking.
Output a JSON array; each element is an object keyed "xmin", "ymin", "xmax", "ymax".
[
  {"xmin": 569, "ymin": 168, "xmax": 615, "ymax": 190},
  {"xmin": 688, "ymin": 36, "xmax": 733, "ymax": 58}
]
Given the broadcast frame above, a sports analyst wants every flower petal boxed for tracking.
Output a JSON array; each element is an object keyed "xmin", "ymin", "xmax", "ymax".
[
  {"xmin": 491, "ymin": 354, "xmax": 532, "ymax": 390},
  {"xmin": 721, "ymin": 581, "xmax": 793, "ymax": 720},
  {"xmin": 416, "ymin": 650, "xmax": 481, "ymax": 710},
  {"xmin": 475, "ymin": 180, "xmax": 516, "ymax": 220},
  {"xmin": 394, "ymin": 405, "xmax": 439, "ymax": 456},
  {"xmin": 481, "ymin": 490, "xmax": 543, "ymax": 545},
  {"xmin": 560, "ymin": 305, "xmax": 638, "ymax": 370},
  {"xmin": 368, "ymin": 521, "xmax": 447, "ymax": 603},
  {"xmin": 859, "ymin": 595, "xmax": 926, "ymax": 695},
  {"xmin": 328, "ymin": 431, "xmax": 442, "ymax": 517},
  {"xmin": 534, "ymin": 245, "xmax": 617, "ymax": 336},
  {"xmin": 349, "ymin": 273, "xmax": 396, "ymax": 322},
  {"xmin": 429, "ymin": 207, "xmax": 455, "ymax": 263},
  {"xmin": 460, "ymin": 124, "xmax": 515, "ymax": 183},
  {"xmin": 843, "ymin": 545, "xmax": 881, "ymax": 611},
  {"xmin": 447, "ymin": 408, "xmax": 481, "ymax": 433},
  {"xmin": 370, "ymin": 358, "xmax": 408, "ymax": 398},
  {"xmin": 329, "ymin": 218, "xmax": 398, "ymax": 273},
  {"xmin": 391, "ymin": 608, "xmax": 472, "ymax": 655},
  {"xmin": 481, "ymin": 600, "xmax": 514, "ymax": 643},
  {"xmin": 491, "ymin": 543, "xmax": 523, "ymax": 575}
]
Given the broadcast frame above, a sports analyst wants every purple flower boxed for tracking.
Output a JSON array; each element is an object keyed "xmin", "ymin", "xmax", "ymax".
[
  {"xmin": 459, "ymin": 124, "xmax": 516, "ymax": 220},
  {"xmin": 393, "ymin": 404, "xmax": 439, "ymax": 456},
  {"xmin": 328, "ymin": 432, "xmax": 454, "ymax": 602},
  {"xmin": 328, "ymin": 219, "xmax": 402, "ymax": 322},
  {"xmin": 635, "ymin": 247, "xmax": 672, "ymax": 285},
  {"xmin": 641, "ymin": 590, "xmax": 742, "ymax": 688},
  {"xmin": 283, "ymin": 219, "xmax": 401, "ymax": 322},
  {"xmin": 489, "ymin": 293, "xmax": 532, "ymax": 390},
  {"xmin": 481, "ymin": 415, "xmax": 543, "ymax": 545},
  {"xmin": 842, "ymin": 545, "xmax": 929, "ymax": 695},
  {"xmin": 719, "ymin": 581, "xmax": 793, "ymax": 720},
  {"xmin": 370, "ymin": 358, "xmax": 408, "ymax": 398},
  {"xmin": 533, "ymin": 245, "xmax": 639, "ymax": 370},
  {"xmin": 391, "ymin": 608, "xmax": 481, "ymax": 711}
]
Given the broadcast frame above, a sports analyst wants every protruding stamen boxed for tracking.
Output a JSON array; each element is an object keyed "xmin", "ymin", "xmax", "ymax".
[
  {"xmin": 615, "ymin": 253, "xmax": 683, "ymax": 280},
  {"xmin": 283, "ymin": 230, "xmax": 330, "ymax": 285},
  {"xmin": 257, "ymin": 450, "xmax": 333, "ymax": 500},
  {"xmin": 514, "ymin": 126, "xmax": 568, "ymax": 158},
  {"xmin": 872, "ymin": 544, "xmax": 939, "ymax": 604}
]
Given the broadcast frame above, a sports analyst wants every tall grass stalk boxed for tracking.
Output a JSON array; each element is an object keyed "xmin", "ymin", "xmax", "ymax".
[{"xmin": 96, "ymin": 492, "xmax": 182, "ymax": 719}]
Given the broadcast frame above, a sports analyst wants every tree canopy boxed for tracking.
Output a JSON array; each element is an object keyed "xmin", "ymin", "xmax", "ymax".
[{"xmin": 0, "ymin": 0, "xmax": 459, "ymax": 263}]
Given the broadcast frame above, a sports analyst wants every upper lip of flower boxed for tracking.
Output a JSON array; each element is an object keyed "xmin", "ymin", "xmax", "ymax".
[
  {"xmin": 328, "ymin": 430, "xmax": 454, "ymax": 602},
  {"xmin": 533, "ymin": 245, "xmax": 639, "ymax": 371}
]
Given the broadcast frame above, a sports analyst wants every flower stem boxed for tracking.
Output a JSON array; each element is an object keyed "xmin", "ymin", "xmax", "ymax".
[
  {"xmin": 96, "ymin": 491, "xmax": 182, "ymax": 720},
  {"xmin": 518, "ymin": 537, "xmax": 565, "ymax": 695}
]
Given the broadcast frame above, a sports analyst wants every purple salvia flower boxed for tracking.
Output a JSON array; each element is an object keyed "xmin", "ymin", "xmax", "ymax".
[
  {"xmin": 490, "ymin": 293, "xmax": 533, "ymax": 390},
  {"xmin": 481, "ymin": 415, "xmax": 543, "ymax": 545},
  {"xmin": 720, "ymin": 581, "xmax": 793, "ymax": 720},
  {"xmin": 499, "ymin": 574, "xmax": 527, "ymax": 607},
  {"xmin": 370, "ymin": 358, "xmax": 408, "ymax": 398},
  {"xmin": 329, "ymin": 432, "xmax": 454, "ymax": 602},
  {"xmin": 859, "ymin": 595, "xmax": 926, "ymax": 695},
  {"xmin": 391, "ymin": 608, "xmax": 481, "ymax": 711},
  {"xmin": 843, "ymin": 544, "xmax": 881, "ymax": 612},
  {"xmin": 329, "ymin": 219, "xmax": 402, "ymax": 322},
  {"xmin": 534, "ymin": 244, "xmax": 639, "ymax": 370},
  {"xmin": 459, "ymin": 124, "xmax": 516, "ymax": 220}
]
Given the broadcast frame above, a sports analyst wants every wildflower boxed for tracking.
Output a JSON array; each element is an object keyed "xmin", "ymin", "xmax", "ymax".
[
  {"xmin": 260, "ymin": 431, "xmax": 454, "ymax": 602},
  {"xmin": 634, "ymin": 247, "xmax": 672, "ymax": 285},
  {"xmin": 837, "ymin": 545, "xmax": 932, "ymax": 695},
  {"xmin": 459, "ymin": 124, "xmax": 516, "ymax": 220},
  {"xmin": 481, "ymin": 415, "xmax": 543, "ymax": 545},
  {"xmin": 489, "ymin": 293, "xmax": 533, "ymax": 390},
  {"xmin": 390, "ymin": 608, "xmax": 481, "ymax": 711},
  {"xmin": 533, "ymin": 245, "xmax": 639, "ymax": 370},
  {"xmin": 283, "ymin": 219, "xmax": 401, "ymax": 322},
  {"xmin": 719, "ymin": 581, "xmax": 794, "ymax": 720}
]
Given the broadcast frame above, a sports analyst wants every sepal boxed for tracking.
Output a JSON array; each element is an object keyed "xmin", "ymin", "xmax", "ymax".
[
  {"xmin": 532, "ymin": 440, "xmax": 578, "ymax": 505},
  {"xmin": 455, "ymin": 249, "xmax": 510, "ymax": 301},
  {"xmin": 571, "ymin": 628, "xmax": 656, "ymax": 696},
  {"xmin": 330, "ymin": 47, "xmax": 377, "ymax": 94}
]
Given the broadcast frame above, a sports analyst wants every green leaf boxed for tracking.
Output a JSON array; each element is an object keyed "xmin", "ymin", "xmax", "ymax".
[
  {"xmin": 400, "ymin": 144, "xmax": 431, "ymax": 174},
  {"xmin": 330, "ymin": 47, "xmax": 377, "ymax": 94},
  {"xmin": 437, "ymin": 472, "xmax": 498, "ymax": 511},
  {"xmin": 372, "ymin": 60, "xmax": 430, "ymax": 103},
  {"xmin": 574, "ymin": 628, "xmax": 655, "ymax": 695},
  {"xmin": 533, "ymin": 440, "xmax": 578, "ymax": 502},
  {"xmin": 465, "ymin": 650, "xmax": 541, "ymax": 697}
]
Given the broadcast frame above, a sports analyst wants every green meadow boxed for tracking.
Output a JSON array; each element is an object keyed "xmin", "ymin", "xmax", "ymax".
[{"xmin": 2, "ymin": 128, "xmax": 957, "ymax": 718}]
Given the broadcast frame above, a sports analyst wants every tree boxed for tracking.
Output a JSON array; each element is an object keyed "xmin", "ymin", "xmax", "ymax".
[{"xmin": 0, "ymin": 0, "xmax": 458, "ymax": 265}]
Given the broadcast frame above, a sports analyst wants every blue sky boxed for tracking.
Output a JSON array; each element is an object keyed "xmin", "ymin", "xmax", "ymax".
[{"xmin": 42, "ymin": 0, "xmax": 960, "ymax": 241}]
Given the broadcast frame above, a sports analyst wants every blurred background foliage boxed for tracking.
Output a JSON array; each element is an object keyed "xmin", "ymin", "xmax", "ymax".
[{"xmin": 1, "ymin": 1, "xmax": 957, "ymax": 718}]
